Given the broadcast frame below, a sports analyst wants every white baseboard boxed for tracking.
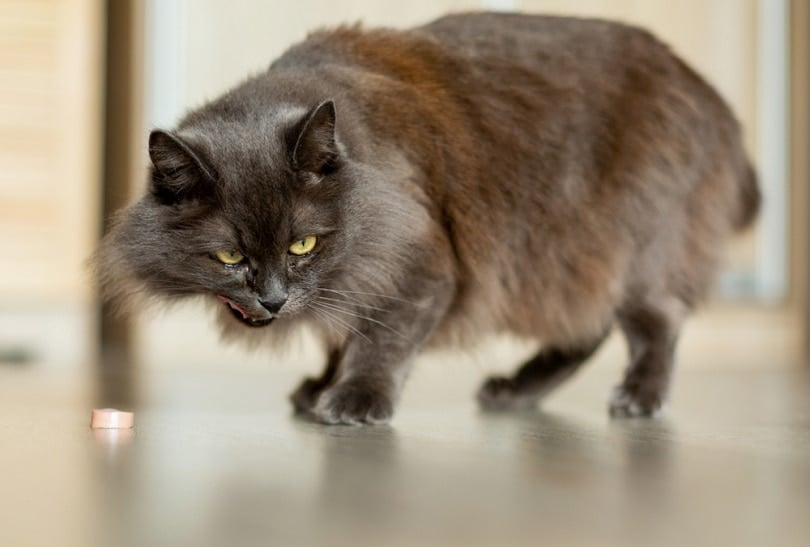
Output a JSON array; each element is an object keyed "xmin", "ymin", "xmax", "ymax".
[{"xmin": 0, "ymin": 304, "xmax": 96, "ymax": 369}]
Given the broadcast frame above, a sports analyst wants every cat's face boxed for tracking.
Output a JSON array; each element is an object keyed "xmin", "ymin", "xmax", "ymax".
[
  {"xmin": 111, "ymin": 100, "xmax": 347, "ymax": 328},
  {"xmin": 188, "ymin": 171, "xmax": 344, "ymax": 328}
]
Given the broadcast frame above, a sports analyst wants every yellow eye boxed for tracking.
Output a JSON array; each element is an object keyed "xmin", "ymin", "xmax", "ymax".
[
  {"xmin": 215, "ymin": 250, "xmax": 245, "ymax": 265},
  {"xmin": 289, "ymin": 235, "xmax": 317, "ymax": 256}
]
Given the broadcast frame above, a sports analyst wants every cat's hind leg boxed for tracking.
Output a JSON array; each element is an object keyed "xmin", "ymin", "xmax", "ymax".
[
  {"xmin": 609, "ymin": 297, "xmax": 686, "ymax": 418},
  {"xmin": 477, "ymin": 330, "xmax": 610, "ymax": 411}
]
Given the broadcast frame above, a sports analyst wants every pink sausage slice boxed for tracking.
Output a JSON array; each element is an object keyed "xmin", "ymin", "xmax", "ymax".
[{"xmin": 90, "ymin": 408, "xmax": 134, "ymax": 429}]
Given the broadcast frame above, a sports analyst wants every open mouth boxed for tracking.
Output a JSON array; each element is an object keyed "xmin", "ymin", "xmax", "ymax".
[{"xmin": 216, "ymin": 295, "xmax": 274, "ymax": 328}]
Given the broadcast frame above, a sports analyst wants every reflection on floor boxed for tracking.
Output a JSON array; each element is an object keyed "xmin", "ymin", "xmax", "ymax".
[{"xmin": 0, "ymin": 358, "xmax": 808, "ymax": 547}]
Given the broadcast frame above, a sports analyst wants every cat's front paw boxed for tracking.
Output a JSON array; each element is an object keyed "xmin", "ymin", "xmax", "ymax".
[
  {"xmin": 609, "ymin": 382, "xmax": 666, "ymax": 418},
  {"xmin": 477, "ymin": 376, "xmax": 537, "ymax": 411},
  {"xmin": 314, "ymin": 379, "xmax": 395, "ymax": 425}
]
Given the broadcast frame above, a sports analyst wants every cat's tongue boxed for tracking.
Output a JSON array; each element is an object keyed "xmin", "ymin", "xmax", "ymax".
[{"xmin": 217, "ymin": 295, "xmax": 249, "ymax": 320}]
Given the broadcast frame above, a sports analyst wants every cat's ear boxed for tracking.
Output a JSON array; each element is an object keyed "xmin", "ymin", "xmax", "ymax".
[
  {"xmin": 290, "ymin": 100, "xmax": 340, "ymax": 176},
  {"xmin": 148, "ymin": 130, "xmax": 214, "ymax": 204}
]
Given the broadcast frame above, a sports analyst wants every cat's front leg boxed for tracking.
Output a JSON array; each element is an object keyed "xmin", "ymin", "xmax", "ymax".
[
  {"xmin": 310, "ymin": 279, "xmax": 453, "ymax": 426},
  {"xmin": 314, "ymin": 372, "xmax": 399, "ymax": 425}
]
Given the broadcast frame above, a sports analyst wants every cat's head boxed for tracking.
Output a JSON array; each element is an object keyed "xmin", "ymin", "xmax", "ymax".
[{"xmin": 99, "ymin": 100, "xmax": 351, "ymax": 329}]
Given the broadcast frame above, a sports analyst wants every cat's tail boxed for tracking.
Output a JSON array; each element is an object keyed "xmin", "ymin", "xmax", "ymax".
[{"xmin": 734, "ymin": 158, "xmax": 761, "ymax": 232}]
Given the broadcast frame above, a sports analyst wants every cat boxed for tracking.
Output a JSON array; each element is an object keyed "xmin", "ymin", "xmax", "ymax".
[{"xmin": 97, "ymin": 12, "xmax": 760, "ymax": 425}]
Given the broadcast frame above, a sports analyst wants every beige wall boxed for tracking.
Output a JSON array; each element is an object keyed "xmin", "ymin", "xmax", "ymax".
[
  {"xmin": 0, "ymin": 0, "xmax": 103, "ymax": 303},
  {"xmin": 789, "ymin": 0, "xmax": 809, "ymax": 349},
  {"xmin": 0, "ymin": 0, "xmax": 103, "ymax": 367}
]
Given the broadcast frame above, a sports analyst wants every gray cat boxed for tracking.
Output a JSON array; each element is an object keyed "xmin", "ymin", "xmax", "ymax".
[{"xmin": 97, "ymin": 13, "xmax": 760, "ymax": 424}]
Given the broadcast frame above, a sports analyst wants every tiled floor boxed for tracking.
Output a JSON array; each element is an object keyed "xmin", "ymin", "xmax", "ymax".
[{"xmin": 1, "ymin": 356, "xmax": 809, "ymax": 547}]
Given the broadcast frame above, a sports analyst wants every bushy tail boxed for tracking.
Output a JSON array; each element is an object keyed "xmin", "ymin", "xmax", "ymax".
[{"xmin": 735, "ymin": 160, "xmax": 761, "ymax": 231}]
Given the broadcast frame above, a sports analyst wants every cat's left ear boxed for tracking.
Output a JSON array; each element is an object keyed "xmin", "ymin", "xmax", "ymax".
[{"xmin": 290, "ymin": 100, "xmax": 340, "ymax": 176}]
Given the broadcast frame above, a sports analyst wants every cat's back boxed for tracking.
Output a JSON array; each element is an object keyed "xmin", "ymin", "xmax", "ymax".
[
  {"xmin": 268, "ymin": 12, "xmax": 701, "ymax": 119},
  {"xmin": 420, "ymin": 12, "xmax": 629, "ymax": 47},
  {"xmin": 417, "ymin": 12, "xmax": 667, "ymax": 72}
]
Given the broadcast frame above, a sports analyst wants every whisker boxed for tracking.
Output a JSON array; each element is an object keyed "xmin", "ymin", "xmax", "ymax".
[
  {"xmin": 311, "ymin": 300, "xmax": 406, "ymax": 339},
  {"xmin": 308, "ymin": 307, "xmax": 345, "ymax": 336},
  {"xmin": 311, "ymin": 310, "xmax": 363, "ymax": 344},
  {"xmin": 314, "ymin": 288, "xmax": 368, "ymax": 305},
  {"xmin": 313, "ymin": 295, "xmax": 389, "ymax": 312},
  {"xmin": 309, "ymin": 303, "xmax": 372, "ymax": 343},
  {"xmin": 308, "ymin": 305, "xmax": 346, "ymax": 335},
  {"xmin": 315, "ymin": 287, "xmax": 416, "ymax": 305}
]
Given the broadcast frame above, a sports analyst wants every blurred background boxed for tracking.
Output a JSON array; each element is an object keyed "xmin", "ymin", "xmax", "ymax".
[
  {"xmin": 1, "ymin": 2, "xmax": 809, "ymax": 546},
  {"xmin": 0, "ymin": 0, "xmax": 807, "ymax": 387}
]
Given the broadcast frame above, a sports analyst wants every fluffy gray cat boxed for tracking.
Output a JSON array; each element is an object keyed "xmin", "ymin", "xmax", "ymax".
[{"xmin": 97, "ymin": 13, "xmax": 760, "ymax": 424}]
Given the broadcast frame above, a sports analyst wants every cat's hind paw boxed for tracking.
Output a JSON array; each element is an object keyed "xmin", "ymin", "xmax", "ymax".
[
  {"xmin": 477, "ymin": 376, "xmax": 538, "ymax": 411},
  {"xmin": 608, "ymin": 384, "xmax": 666, "ymax": 418}
]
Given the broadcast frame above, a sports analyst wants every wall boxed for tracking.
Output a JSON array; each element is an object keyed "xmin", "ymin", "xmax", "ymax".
[{"xmin": 0, "ymin": 0, "xmax": 103, "ymax": 367}]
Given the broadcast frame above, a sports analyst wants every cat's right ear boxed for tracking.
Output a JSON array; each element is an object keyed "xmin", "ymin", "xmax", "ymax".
[{"xmin": 148, "ymin": 130, "xmax": 214, "ymax": 204}]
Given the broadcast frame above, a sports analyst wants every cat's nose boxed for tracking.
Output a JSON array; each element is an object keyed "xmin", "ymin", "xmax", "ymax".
[{"xmin": 259, "ymin": 295, "xmax": 287, "ymax": 314}]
